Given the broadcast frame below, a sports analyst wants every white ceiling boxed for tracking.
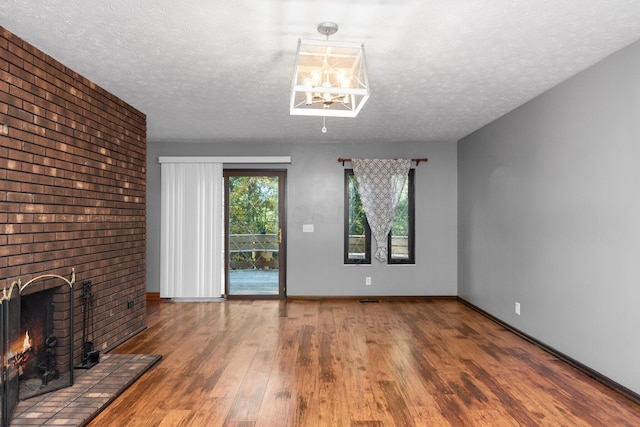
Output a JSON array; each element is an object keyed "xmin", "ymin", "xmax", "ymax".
[{"xmin": 1, "ymin": 1, "xmax": 640, "ymax": 145}]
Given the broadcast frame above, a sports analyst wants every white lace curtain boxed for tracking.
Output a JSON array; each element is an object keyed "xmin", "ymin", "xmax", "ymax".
[{"xmin": 352, "ymin": 158, "xmax": 411, "ymax": 262}]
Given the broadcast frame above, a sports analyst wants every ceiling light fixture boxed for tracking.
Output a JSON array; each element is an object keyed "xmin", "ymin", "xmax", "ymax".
[{"xmin": 290, "ymin": 22, "xmax": 370, "ymax": 133}]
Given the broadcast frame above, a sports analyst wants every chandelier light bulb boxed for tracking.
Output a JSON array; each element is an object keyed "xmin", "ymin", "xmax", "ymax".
[{"xmin": 312, "ymin": 70, "xmax": 322, "ymax": 87}]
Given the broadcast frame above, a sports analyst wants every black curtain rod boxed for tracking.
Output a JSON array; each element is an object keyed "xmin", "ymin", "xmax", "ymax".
[{"xmin": 337, "ymin": 157, "xmax": 428, "ymax": 166}]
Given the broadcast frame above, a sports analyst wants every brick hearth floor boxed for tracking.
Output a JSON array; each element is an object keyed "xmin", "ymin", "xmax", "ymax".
[{"xmin": 11, "ymin": 353, "xmax": 162, "ymax": 426}]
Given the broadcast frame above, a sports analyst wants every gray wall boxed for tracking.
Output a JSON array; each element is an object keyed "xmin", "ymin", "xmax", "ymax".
[
  {"xmin": 459, "ymin": 39, "xmax": 640, "ymax": 394},
  {"xmin": 147, "ymin": 140, "xmax": 457, "ymax": 297}
]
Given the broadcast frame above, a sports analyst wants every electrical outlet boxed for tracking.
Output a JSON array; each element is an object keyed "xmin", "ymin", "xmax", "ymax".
[
  {"xmin": 127, "ymin": 300, "xmax": 134, "ymax": 309},
  {"xmin": 365, "ymin": 276, "xmax": 372, "ymax": 286},
  {"xmin": 515, "ymin": 302, "xmax": 521, "ymax": 315}
]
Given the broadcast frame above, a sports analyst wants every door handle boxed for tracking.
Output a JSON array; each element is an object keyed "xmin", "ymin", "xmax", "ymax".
[{"xmin": 278, "ymin": 228, "xmax": 282, "ymax": 244}]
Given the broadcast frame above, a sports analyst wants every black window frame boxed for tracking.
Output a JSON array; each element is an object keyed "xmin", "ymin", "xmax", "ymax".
[
  {"xmin": 387, "ymin": 168, "xmax": 415, "ymax": 264},
  {"xmin": 343, "ymin": 168, "xmax": 415, "ymax": 265},
  {"xmin": 344, "ymin": 169, "xmax": 371, "ymax": 264}
]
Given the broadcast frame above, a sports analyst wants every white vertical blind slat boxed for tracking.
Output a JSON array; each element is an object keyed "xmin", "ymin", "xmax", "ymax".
[{"xmin": 161, "ymin": 162, "xmax": 223, "ymax": 298}]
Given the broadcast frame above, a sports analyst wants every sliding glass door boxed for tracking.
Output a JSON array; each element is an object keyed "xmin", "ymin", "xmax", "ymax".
[{"xmin": 224, "ymin": 170, "xmax": 286, "ymax": 298}]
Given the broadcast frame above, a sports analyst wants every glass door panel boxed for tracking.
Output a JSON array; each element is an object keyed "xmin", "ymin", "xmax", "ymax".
[{"xmin": 225, "ymin": 170, "xmax": 285, "ymax": 298}]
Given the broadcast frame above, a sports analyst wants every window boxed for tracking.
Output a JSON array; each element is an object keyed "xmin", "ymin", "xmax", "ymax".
[
  {"xmin": 344, "ymin": 170, "xmax": 371, "ymax": 263},
  {"xmin": 344, "ymin": 169, "xmax": 415, "ymax": 264},
  {"xmin": 388, "ymin": 169, "xmax": 415, "ymax": 264}
]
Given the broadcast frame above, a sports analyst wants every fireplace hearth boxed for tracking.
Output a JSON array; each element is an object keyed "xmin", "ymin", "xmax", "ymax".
[{"xmin": 1, "ymin": 270, "xmax": 75, "ymax": 427}]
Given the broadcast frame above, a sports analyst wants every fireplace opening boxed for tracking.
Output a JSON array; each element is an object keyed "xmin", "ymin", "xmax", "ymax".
[
  {"xmin": 14, "ymin": 288, "xmax": 71, "ymax": 399},
  {"xmin": 1, "ymin": 270, "xmax": 75, "ymax": 427}
]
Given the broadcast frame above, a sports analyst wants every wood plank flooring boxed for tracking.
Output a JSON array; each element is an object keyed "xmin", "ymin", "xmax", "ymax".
[{"xmin": 87, "ymin": 299, "xmax": 640, "ymax": 426}]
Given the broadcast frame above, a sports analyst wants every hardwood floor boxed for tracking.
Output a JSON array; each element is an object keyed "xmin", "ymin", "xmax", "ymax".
[{"xmin": 88, "ymin": 299, "xmax": 640, "ymax": 426}]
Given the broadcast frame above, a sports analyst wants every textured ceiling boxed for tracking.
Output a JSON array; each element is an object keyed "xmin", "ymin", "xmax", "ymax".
[{"xmin": 1, "ymin": 0, "xmax": 640, "ymax": 145}]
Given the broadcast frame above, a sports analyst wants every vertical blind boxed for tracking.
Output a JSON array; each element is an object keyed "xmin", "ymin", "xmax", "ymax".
[{"xmin": 160, "ymin": 162, "xmax": 223, "ymax": 298}]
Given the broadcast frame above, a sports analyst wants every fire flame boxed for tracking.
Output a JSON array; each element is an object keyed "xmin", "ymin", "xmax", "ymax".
[{"xmin": 22, "ymin": 331, "xmax": 31, "ymax": 353}]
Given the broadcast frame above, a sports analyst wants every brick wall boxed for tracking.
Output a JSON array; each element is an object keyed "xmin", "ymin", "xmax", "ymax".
[{"xmin": 0, "ymin": 26, "xmax": 147, "ymax": 363}]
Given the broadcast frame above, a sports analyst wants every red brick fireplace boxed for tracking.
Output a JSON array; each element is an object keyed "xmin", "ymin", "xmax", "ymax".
[{"xmin": 0, "ymin": 24, "xmax": 147, "ymax": 424}]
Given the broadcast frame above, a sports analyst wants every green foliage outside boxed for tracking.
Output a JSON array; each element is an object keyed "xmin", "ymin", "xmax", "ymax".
[
  {"xmin": 228, "ymin": 176, "xmax": 278, "ymax": 235},
  {"xmin": 392, "ymin": 186, "xmax": 409, "ymax": 237},
  {"xmin": 228, "ymin": 176, "xmax": 279, "ymax": 267},
  {"xmin": 348, "ymin": 175, "xmax": 367, "ymax": 236}
]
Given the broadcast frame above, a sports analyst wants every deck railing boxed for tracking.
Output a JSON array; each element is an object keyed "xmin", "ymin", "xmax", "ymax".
[
  {"xmin": 228, "ymin": 233, "xmax": 409, "ymax": 268},
  {"xmin": 228, "ymin": 234, "xmax": 279, "ymax": 269},
  {"xmin": 228, "ymin": 233, "xmax": 279, "ymax": 252},
  {"xmin": 348, "ymin": 235, "xmax": 409, "ymax": 259}
]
